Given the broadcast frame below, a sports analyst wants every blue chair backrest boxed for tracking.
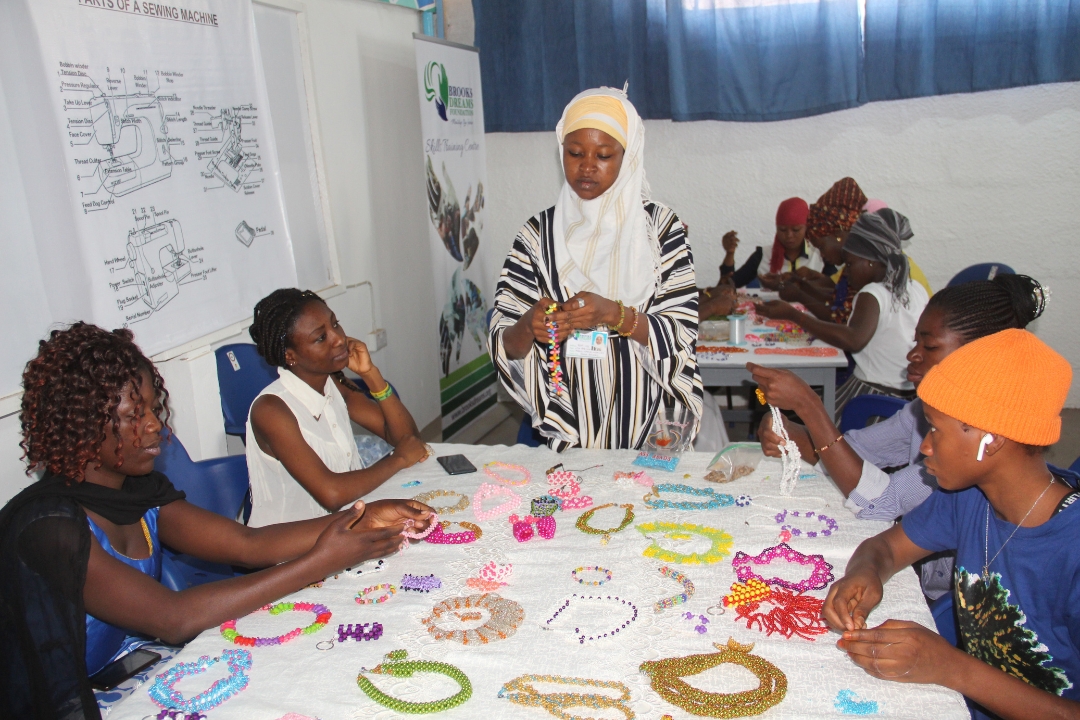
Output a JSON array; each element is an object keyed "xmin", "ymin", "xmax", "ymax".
[
  {"xmin": 839, "ymin": 395, "xmax": 909, "ymax": 434},
  {"xmin": 516, "ymin": 415, "xmax": 543, "ymax": 447},
  {"xmin": 156, "ymin": 428, "xmax": 249, "ymax": 521},
  {"xmin": 215, "ymin": 343, "xmax": 279, "ymax": 436},
  {"xmin": 946, "ymin": 262, "xmax": 1015, "ymax": 288}
]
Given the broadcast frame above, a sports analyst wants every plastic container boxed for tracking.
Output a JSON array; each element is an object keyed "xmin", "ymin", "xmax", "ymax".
[
  {"xmin": 644, "ymin": 404, "xmax": 694, "ymax": 455},
  {"xmin": 728, "ymin": 314, "xmax": 746, "ymax": 345},
  {"xmin": 698, "ymin": 319, "xmax": 730, "ymax": 342},
  {"xmin": 704, "ymin": 443, "xmax": 764, "ymax": 483}
]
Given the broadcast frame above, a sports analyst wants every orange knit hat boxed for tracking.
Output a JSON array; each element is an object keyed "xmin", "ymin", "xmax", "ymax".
[{"xmin": 917, "ymin": 329, "xmax": 1071, "ymax": 446}]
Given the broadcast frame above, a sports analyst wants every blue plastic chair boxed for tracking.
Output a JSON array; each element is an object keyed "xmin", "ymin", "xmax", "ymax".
[
  {"xmin": 839, "ymin": 395, "xmax": 909, "ymax": 434},
  {"xmin": 156, "ymin": 429, "xmax": 250, "ymax": 591},
  {"xmin": 215, "ymin": 343, "xmax": 279, "ymax": 440},
  {"xmin": 946, "ymin": 262, "xmax": 1015, "ymax": 288}
]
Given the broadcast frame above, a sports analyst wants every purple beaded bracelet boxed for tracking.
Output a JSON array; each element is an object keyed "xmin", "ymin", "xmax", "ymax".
[{"xmin": 774, "ymin": 509, "xmax": 838, "ymax": 538}]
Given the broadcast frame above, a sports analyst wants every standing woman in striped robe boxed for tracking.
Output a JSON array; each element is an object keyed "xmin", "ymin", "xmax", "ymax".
[{"xmin": 489, "ymin": 87, "xmax": 703, "ymax": 451}]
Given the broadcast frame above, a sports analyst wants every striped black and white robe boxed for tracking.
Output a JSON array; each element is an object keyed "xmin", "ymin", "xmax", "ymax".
[{"xmin": 489, "ymin": 202, "xmax": 703, "ymax": 451}]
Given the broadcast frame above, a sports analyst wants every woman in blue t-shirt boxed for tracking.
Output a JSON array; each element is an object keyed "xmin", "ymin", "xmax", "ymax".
[{"xmin": 824, "ymin": 329, "xmax": 1077, "ymax": 720}]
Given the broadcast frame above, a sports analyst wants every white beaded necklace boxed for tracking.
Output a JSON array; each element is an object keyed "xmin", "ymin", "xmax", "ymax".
[{"xmin": 770, "ymin": 405, "xmax": 802, "ymax": 496}]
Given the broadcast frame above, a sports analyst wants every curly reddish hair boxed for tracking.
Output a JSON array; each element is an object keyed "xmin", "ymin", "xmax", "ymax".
[{"xmin": 19, "ymin": 322, "xmax": 170, "ymax": 481}]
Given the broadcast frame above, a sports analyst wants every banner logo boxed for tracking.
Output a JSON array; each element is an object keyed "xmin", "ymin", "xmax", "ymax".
[{"xmin": 424, "ymin": 61, "xmax": 474, "ymax": 122}]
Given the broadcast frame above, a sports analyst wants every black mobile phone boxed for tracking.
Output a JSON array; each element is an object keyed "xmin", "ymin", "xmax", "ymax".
[
  {"xmin": 436, "ymin": 454, "xmax": 477, "ymax": 475},
  {"xmin": 88, "ymin": 648, "xmax": 162, "ymax": 690}
]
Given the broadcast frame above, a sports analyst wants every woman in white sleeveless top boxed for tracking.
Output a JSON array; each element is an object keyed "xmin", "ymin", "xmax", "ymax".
[{"xmin": 246, "ymin": 289, "xmax": 431, "ymax": 528}]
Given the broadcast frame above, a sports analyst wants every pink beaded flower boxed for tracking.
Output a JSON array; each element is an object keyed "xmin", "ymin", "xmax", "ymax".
[{"xmin": 731, "ymin": 543, "xmax": 834, "ymax": 593}]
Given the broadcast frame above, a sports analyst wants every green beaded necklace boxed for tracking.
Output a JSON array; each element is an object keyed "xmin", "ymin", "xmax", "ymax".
[{"xmin": 356, "ymin": 649, "xmax": 472, "ymax": 714}]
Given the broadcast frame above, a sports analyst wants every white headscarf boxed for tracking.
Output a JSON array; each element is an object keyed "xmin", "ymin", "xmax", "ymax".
[{"xmin": 552, "ymin": 87, "xmax": 659, "ymax": 309}]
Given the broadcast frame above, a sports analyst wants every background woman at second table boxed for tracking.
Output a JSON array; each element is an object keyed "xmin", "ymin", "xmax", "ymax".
[
  {"xmin": 247, "ymin": 289, "xmax": 431, "ymax": 528},
  {"xmin": 756, "ymin": 208, "xmax": 929, "ymax": 420}
]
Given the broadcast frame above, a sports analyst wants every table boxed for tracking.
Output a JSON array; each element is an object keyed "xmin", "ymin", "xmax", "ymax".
[{"xmin": 108, "ymin": 444, "xmax": 967, "ymax": 720}]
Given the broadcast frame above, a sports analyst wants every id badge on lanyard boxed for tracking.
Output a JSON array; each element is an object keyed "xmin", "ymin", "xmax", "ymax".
[{"xmin": 564, "ymin": 330, "xmax": 609, "ymax": 360}]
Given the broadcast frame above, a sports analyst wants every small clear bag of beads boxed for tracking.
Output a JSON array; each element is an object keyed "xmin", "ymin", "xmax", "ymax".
[{"xmin": 704, "ymin": 442, "xmax": 763, "ymax": 484}]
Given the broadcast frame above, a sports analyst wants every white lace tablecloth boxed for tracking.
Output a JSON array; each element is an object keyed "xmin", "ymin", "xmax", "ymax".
[{"xmin": 107, "ymin": 444, "xmax": 968, "ymax": 720}]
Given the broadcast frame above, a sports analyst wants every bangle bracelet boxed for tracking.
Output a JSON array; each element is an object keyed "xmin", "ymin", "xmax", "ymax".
[
  {"xmin": 612, "ymin": 300, "xmax": 626, "ymax": 333},
  {"xmin": 619, "ymin": 306, "xmax": 637, "ymax": 338},
  {"xmin": 817, "ymin": 433, "xmax": 844, "ymax": 455},
  {"xmin": 371, "ymin": 382, "xmax": 393, "ymax": 402}
]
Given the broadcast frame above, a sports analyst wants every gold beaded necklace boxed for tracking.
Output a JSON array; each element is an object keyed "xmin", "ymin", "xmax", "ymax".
[
  {"xmin": 639, "ymin": 638, "xmax": 787, "ymax": 718},
  {"xmin": 575, "ymin": 503, "xmax": 635, "ymax": 544},
  {"xmin": 500, "ymin": 674, "xmax": 635, "ymax": 720}
]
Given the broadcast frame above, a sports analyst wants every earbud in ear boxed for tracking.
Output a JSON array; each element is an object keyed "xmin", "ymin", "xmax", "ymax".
[{"xmin": 977, "ymin": 433, "xmax": 994, "ymax": 462}]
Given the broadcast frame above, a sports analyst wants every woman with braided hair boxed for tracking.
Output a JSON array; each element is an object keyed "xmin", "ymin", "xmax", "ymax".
[
  {"xmin": 0, "ymin": 322, "xmax": 432, "ymax": 719},
  {"xmin": 246, "ymin": 288, "xmax": 430, "ymax": 527}
]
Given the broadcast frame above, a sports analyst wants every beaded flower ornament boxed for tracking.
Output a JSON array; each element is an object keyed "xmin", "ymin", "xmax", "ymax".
[
  {"xmin": 756, "ymin": 388, "xmax": 801, "ymax": 495},
  {"xmin": 545, "ymin": 303, "xmax": 566, "ymax": 395},
  {"xmin": 466, "ymin": 560, "xmax": 512, "ymax": 591},
  {"xmin": 219, "ymin": 602, "xmax": 330, "ymax": 647},
  {"xmin": 639, "ymin": 639, "xmax": 787, "ymax": 718},
  {"xmin": 148, "ymin": 649, "xmax": 252, "ymax": 714},
  {"xmin": 510, "ymin": 513, "xmax": 556, "ymax": 542},
  {"xmin": 635, "ymin": 521, "xmax": 734, "ymax": 565},
  {"xmin": 499, "ymin": 675, "xmax": 634, "ymax": 720},
  {"xmin": 542, "ymin": 593, "xmax": 639, "ymax": 644},
  {"xmin": 421, "ymin": 593, "xmax": 525, "ymax": 644},
  {"xmin": 357, "ymin": 649, "xmax": 472, "ymax": 714},
  {"xmin": 731, "ymin": 543, "xmax": 834, "ymax": 592}
]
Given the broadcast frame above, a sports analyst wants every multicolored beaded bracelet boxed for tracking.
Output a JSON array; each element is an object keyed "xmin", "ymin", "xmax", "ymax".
[
  {"xmin": 636, "ymin": 521, "xmax": 734, "ymax": 565},
  {"xmin": 421, "ymin": 593, "xmax": 525, "ymax": 644},
  {"xmin": 355, "ymin": 583, "xmax": 397, "ymax": 604},
  {"xmin": 731, "ymin": 542, "xmax": 834, "ymax": 592},
  {"xmin": 425, "ymin": 520, "xmax": 481, "ymax": 544},
  {"xmin": 412, "ymin": 489, "xmax": 470, "ymax": 515},
  {"xmin": 530, "ymin": 495, "xmax": 561, "ymax": 516},
  {"xmin": 775, "ymin": 508, "xmax": 839, "ymax": 538},
  {"xmin": 509, "ymin": 513, "xmax": 556, "ymax": 541},
  {"xmin": 472, "ymin": 483, "xmax": 521, "ymax": 521},
  {"xmin": 148, "ymin": 649, "xmax": 252, "ymax": 714},
  {"xmin": 575, "ymin": 503, "xmax": 635, "ymax": 544},
  {"xmin": 220, "ymin": 602, "xmax": 331, "ymax": 647},
  {"xmin": 542, "ymin": 593, "xmax": 639, "ymax": 644},
  {"xmin": 654, "ymin": 565, "xmax": 695, "ymax": 612},
  {"xmin": 357, "ymin": 650, "xmax": 472, "ymax": 714},
  {"xmin": 499, "ymin": 675, "xmax": 634, "ymax": 720},
  {"xmin": 644, "ymin": 483, "xmax": 735, "ymax": 510},
  {"xmin": 632, "ymin": 452, "xmax": 680, "ymax": 472},
  {"xmin": 483, "ymin": 460, "xmax": 532, "ymax": 486},
  {"xmin": 401, "ymin": 573, "xmax": 442, "ymax": 592},
  {"xmin": 337, "ymin": 622, "xmax": 384, "ymax": 642},
  {"xmin": 571, "ymin": 566, "xmax": 612, "ymax": 586}
]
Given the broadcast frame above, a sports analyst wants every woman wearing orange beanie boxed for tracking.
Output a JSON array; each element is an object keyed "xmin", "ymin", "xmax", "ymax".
[{"xmin": 825, "ymin": 329, "xmax": 1078, "ymax": 720}]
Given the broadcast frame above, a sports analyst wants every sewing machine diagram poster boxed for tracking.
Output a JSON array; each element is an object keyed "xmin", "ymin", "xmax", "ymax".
[{"xmin": 22, "ymin": 0, "xmax": 296, "ymax": 353}]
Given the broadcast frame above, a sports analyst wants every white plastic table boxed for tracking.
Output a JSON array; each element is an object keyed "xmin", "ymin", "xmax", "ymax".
[{"xmin": 106, "ymin": 444, "xmax": 968, "ymax": 720}]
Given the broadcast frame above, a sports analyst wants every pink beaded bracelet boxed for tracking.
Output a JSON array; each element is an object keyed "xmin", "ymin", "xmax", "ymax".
[
  {"xmin": 401, "ymin": 513, "xmax": 439, "ymax": 540},
  {"xmin": 483, "ymin": 461, "xmax": 531, "ymax": 486},
  {"xmin": 560, "ymin": 495, "xmax": 594, "ymax": 510},
  {"xmin": 472, "ymin": 483, "xmax": 521, "ymax": 521}
]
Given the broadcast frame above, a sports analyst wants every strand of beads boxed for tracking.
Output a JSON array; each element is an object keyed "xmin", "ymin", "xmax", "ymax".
[
  {"xmin": 775, "ymin": 508, "xmax": 839, "ymax": 538},
  {"xmin": 835, "ymin": 689, "xmax": 880, "ymax": 715},
  {"xmin": 400, "ymin": 512, "xmax": 438, "ymax": 542},
  {"xmin": 425, "ymin": 521, "xmax": 481, "ymax": 545},
  {"xmin": 337, "ymin": 622, "xmax": 384, "ymax": 642},
  {"xmin": 355, "ymin": 583, "xmax": 397, "ymax": 605},
  {"xmin": 499, "ymin": 675, "xmax": 635, "ymax": 720},
  {"xmin": 148, "ymin": 649, "xmax": 252, "ymax": 714},
  {"xmin": 357, "ymin": 649, "xmax": 472, "ymax": 714},
  {"xmin": 654, "ymin": 566, "xmax": 695, "ymax": 612},
  {"xmin": 571, "ymin": 566, "xmax": 612, "ymax": 586},
  {"xmin": 483, "ymin": 461, "xmax": 532, "ymax": 486},
  {"xmin": 421, "ymin": 593, "xmax": 525, "ymax": 645},
  {"xmin": 644, "ymin": 484, "xmax": 735, "ymax": 510},
  {"xmin": 545, "ymin": 303, "xmax": 566, "ymax": 395},
  {"xmin": 732, "ymin": 585, "xmax": 828, "ymax": 641},
  {"xmin": 400, "ymin": 573, "xmax": 442, "ymax": 592},
  {"xmin": 731, "ymin": 543, "xmax": 834, "ymax": 592},
  {"xmin": 575, "ymin": 503, "xmax": 635, "ymax": 545},
  {"xmin": 219, "ymin": 602, "xmax": 331, "ymax": 647},
  {"xmin": 636, "ymin": 521, "xmax": 734, "ymax": 565},
  {"xmin": 543, "ymin": 593, "xmax": 639, "ymax": 644},
  {"xmin": 472, "ymin": 483, "xmax": 522, "ymax": 521},
  {"xmin": 639, "ymin": 638, "xmax": 787, "ymax": 718},
  {"xmin": 412, "ymin": 489, "xmax": 470, "ymax": 515}
]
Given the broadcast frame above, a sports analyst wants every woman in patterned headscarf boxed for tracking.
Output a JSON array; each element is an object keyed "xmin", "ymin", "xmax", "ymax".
[{"xmin": 489, "ymin": 87, "xmax": 703, "ymax": 450}]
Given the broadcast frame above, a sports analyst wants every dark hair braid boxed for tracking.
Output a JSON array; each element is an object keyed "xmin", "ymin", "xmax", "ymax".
[
  {"xmin": 927, "ymin": 274, "xmax": 1046, "ymax": 343},
  {"xmin": 20, "ymin": 322, "xmax": 170, "ymax": 480},
  {"xmin": 249, "ymin": 288, "xmax": 325, "ymax": 367}
]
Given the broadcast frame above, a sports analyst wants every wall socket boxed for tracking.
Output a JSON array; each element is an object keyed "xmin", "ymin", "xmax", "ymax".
[{"xmin": 371, "ymin": 328, "xmax": 388, "ymax": 352}]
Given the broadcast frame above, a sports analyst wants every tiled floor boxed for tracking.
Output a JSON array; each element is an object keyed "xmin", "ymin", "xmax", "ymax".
[{"xmin": 472, "ymin": 403, "xmax": 1080, "ymax": 472}]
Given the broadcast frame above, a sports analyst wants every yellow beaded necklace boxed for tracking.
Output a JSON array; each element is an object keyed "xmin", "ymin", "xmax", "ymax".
[{"xmin": 635, "ymin": 521, "xmax": 733, "ymax": 565}]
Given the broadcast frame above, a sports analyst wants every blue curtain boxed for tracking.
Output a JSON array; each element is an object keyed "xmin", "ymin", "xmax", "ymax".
[{"xmin": 865, "ymin": 0, "xmax": 1080, "ymax": 101}]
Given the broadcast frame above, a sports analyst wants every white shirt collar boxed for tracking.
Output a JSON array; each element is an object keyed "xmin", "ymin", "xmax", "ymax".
[{"xmin": 277, "ymin": 368, "xmax": 334, "ymax": 420}]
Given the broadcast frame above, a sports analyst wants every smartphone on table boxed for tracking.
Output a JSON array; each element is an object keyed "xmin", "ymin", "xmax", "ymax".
[
  {"xmin": 436, "ymin": 454, "xmax": 477, "ymax": 475},
  {"xmin": 88, "ymin": 648, "xmax": 162, "ymax": 690}
]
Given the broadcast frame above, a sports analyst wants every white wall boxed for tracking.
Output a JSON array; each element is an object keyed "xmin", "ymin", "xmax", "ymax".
[{"xmin": 484, "ymin": 81, "xmax": 1080, "ymax": 406}]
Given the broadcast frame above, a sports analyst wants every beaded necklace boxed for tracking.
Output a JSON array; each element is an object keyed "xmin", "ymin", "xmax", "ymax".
[
  {"xmin": 500, "ymin": 675, "xmax": 635, "ymax": 720},
  {"xmin": 575, "ymin": 503, "xmax": 635, "ymax": 544},
  {"xmin": 542, "ymin": 593, "xmax": 639, "ymax": 644},
  {"xmin": 484, "ymin": 460, "xmax": 532, "ymax": 486},
  {"xmin": 148, "ymin": 649, "xmax": 252, "ymax": 714},
  {"xmin": 756, "ymin": 389, "xmax": 801, "ymax": 496},
  {"xmin": 357, "ymin": 650, "xmax": 472, "ymax": 715},
  {"xmin": 425, "ymin": 520, "xmax": 481, "ymax": 544},
  {"xmin": 412, "ymin": 489, "xmax": 470, "ymax": 515},
  {"xmin": 472, "ymin": 483, "xmax": 521, "ymax": 521},
  {"xmin": 654, "ymin": 565, "xmax": 695, "ymax": 612},
  {"xmin": 731, "ymin": 542, "xmax": 834, "ymax": 592},
  {"xmin": 774, "ymin": 508, "xmax": 838, "ymax": 538},
  {"xmin": 545, "ymin": 303, "xmax": 566, "ymax": 395},
  {"xmin": 421, "ymin": 593, "xmax": 525, "ymax": 644},
  {"xmin": 219, "ymin": 602, "xmax": 330, "ymax": 647},
  {"xmin": 639, "ymin": 639, "xmax": 787, "ymax": 718},
  {"xmin": 636, "ymin": 521, "xmax": 733, "ymax": 565},
  {"xmin": 355, "ymin": 583, "xmax": 397, "ymax": 604},
  {"xmin": 644, "ymin": 484, "xmax": 735, "ymax": 510}
]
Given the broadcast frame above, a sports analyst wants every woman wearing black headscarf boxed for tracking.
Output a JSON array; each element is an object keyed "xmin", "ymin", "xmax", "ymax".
[{"xmin": 755, "ymin": 209, "xmax": 930, "ymax": 420}]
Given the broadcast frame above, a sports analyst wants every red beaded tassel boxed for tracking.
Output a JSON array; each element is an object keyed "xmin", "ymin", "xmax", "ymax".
[{"xmin": 733, "ymin": 586, "xmax": 828, "ymax": 641}]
